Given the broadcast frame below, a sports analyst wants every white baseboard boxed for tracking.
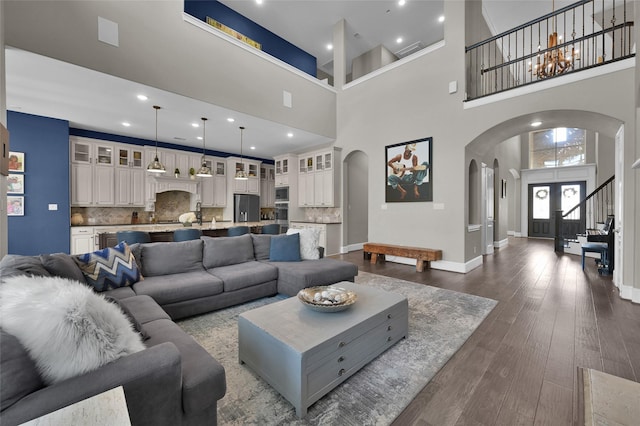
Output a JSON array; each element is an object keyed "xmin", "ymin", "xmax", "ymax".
[
  {"xmin": 383, "ymin": 255, "xmax": 483, "ymax": 274},
  {"xmin": 507, "ymin": 230, "xmax": 515, "ymax": 236},
  {"xmin": 341, "ymin": 243, "xmax": 364, "ymax": 253},
  {"xmin": 514, "ymin": 232, "xmax": 522, "ymax": 237},
  {"xmin": 494, "ymin": 238, "xmax": 509, "ymax": 248},
  {"xmin": 618, "ymin": 283, "xmax": 640, "ymax": 304}
]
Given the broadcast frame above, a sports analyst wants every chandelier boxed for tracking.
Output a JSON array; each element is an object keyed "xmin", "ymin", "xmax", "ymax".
[
  {"xmin": 147, "ymin": 105, "xmax": 166, "ymax": 173},
  {"xmin": 531, "ymin": 0, "xmax": 578, "ymax": 79},
  {"xmin": 234, "ymin": 126, "xmax": 248, "ymax": 180},
  {"xmin": 195, "ymin": 117, "xmax": 212, "ymax": 177}
]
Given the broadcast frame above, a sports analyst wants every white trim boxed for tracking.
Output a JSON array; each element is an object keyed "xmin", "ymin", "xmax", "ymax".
[
  {"xmin": 618, "ymin": 283, "xmax": 640, "ymax": 304},
  {"xmin": 507, "ymin": 230, "xmax": 515, "ymax": 236},
  {"xmin": 384, "ymin": 255, "xmax": 483, "ymax": 274},
  {"xmin": 494, "ymin": 238, "xmax": 509, "ymax": 248},
  {"xmin": 467, "ymin": 224, "xmax": 482, "ymax": 232},
  {"xmin": 464, "ymin": 58, "xmax": 635, "ymax": 109},
  {"xmin": 182, "ymin": 13, "xmax": 336, "ymax": 93},
  {"xmin": 341, "ymin": 243, "xmax": 364, "ymax": 253},
  {"xmin": 343, "ymin": 40, "xmax": 446, "ymax": 90},
  {"xmin": 514, "ymin": 232, "xmax": 522, "ymax": 237}
]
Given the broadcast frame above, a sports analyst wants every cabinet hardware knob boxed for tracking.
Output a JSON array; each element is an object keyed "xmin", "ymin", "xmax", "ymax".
[
  {"xmin": 387, "ymin": 336, "xmax": 393, "ymax": 342},
  {"xmin": 338, "ymin": 356, "xmax": 345, "ymax": 363},
  {"xmin": 338, "ymin": 368, "xmax": 346, "ymax": 376},
  {"xmin": 338, "ymin": 341, "xmax": 346, "ymax": 348},
  {"xmin": 387, "ymin": 314, "xmax": 392, "ymax": 319},
  {"xmin": 387, "ymin": 325, "xmax": 392, "ymax": 331}
]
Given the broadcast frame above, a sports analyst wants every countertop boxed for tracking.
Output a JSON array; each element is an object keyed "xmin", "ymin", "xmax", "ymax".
[{"xmin": 73, "ymin": 221, "xmax": 276, "ymax": 233}]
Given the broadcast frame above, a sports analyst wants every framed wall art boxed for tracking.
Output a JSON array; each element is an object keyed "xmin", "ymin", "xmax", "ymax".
[
  {"xmin": 8, "ymin": 151, "xmax": 25, "ymax": 173},
  {"xmin": 385, "ymin": 137, "xmax": 432, "ymax": 202},
  {"xmin": 7, "ymin": 174, "xmax": 24, "ymax": 194},
  {"xmin": 7, "ymin": 196, "xmax": 24, "ymax": 216}
]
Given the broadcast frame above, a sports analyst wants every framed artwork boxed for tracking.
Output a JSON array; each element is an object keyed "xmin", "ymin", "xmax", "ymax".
[
  {"xmin": 7, "ymin": 174, "xmax": 24, "ymax": 194},
  {"xmin": 8, "ymin": 151, "xmax": 25, "ymax": 173},
  {"xmin": 385, "ymin": 137, "xmax": 433, "ymax": 202},
  {"xmin": 7, "ymin": 196, "xmax": 24, "ymax": 216}
]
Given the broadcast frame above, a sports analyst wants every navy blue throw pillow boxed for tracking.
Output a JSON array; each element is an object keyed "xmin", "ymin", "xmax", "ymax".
[{"xmin": 269, "ymin": 233, "xmax": 301, "ymax": 262}]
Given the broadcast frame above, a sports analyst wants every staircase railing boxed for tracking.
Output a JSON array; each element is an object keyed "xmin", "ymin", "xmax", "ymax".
[
  {"xmin": 554, "ymin": 175, "xmax": 615, "ymax": 252},
  {"xmin": 466, "ymin": 0, "xmax": 635, "ymax": 101}
]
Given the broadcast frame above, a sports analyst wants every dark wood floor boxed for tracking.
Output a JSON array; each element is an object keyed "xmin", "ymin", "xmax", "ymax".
[{"xmin": 333, "ymin": 237, "xmax": 640, "ymax": 426}]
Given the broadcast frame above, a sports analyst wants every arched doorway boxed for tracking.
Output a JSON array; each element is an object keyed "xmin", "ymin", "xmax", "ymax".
[{"xmin": 343, "ymin": 150, "xmax": 369, "ymax": 252}]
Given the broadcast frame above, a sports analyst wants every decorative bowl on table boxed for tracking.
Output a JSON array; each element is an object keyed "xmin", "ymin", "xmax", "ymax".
[{"xmin": 297, "ymin": 286, "xmax": 357, "ymax": 312}]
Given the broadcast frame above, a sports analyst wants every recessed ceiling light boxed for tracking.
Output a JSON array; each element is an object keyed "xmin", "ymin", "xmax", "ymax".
[
  {"xmin": 197, "ymin": 136, "xmax": 203, "ymax": 140},
  {"xmin": 327, "ymin": 43, "xmax": 333, "ymax": 50},
  {"xmin": 396, "ymin": 37, "xmax": 403, "ymax": 44},
  {"xmin": 250, "ymin": 146, "xmax": 256, "ymax": 150},
  {"xmin": 287, "ymin": 132, "xmax": 294, "ymax": 138},
  {"xmin": 438, "ymin": 15, "xmax": 445, "ymax": 23},
  {"xmin": 531, "ymin": 121, "xmax": 542, "ymax": 127},
  {"xmin": 398, "ymin": 0, "xmax": 406, "ymax": 5},
  {"xmin": 191, "ymin": 123, "xmax": 199, "ymax": 128},
  {"xmin": 136, "ymin": 94, "xmax": 148, "ymax": 101},
  {"xmin": 227, "ymin": 117, "xmax": 235, "ymax": 122},
  {"xmin": 256, "ymin": 0, "xmax": 263, "ymax": 4},
  {"xmin": 122, "ymin": 122, "xmax": 131, "ymax": 127}
]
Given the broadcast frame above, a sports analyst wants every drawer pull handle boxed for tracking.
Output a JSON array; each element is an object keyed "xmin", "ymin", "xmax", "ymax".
[
  {"xmin": 338, "ymin": 368, "xmax": 346, "ymax": 376},
  {"xmin": 387, "ymin": 325, "xmax": 392, "ymax": 331},
  {"xmin": 338, "ymin": 356, "xmax": 345, "ymax": 363},
  {"xmin": 387, "ymin": 336, "xmax": 393, "ymax": 342},
  {"xmin": 338, "ymin": 341, "xmax": 346, "ymax": 348},
  {"xmin": 387, "ymin": 313, "xmax": 392, "ymax": 319}
]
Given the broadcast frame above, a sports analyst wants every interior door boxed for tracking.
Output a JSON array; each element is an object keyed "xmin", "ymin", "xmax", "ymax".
[
  {"xmin": 482, "ymin": 165, "xmax": 494, "ymax": 254},
  {"xmin": 528, "ymin": 181, "xmax": 586, "ymax": 239}
]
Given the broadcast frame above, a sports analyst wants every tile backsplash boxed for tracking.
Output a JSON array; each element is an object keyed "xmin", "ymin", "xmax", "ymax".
[
  {"xmin": 71, "ymin": 191, "xmax": 223, "ymax": 225},
  {"xmin": 303, "ymin": 207, "xmax": 342, "ymax": 223}
]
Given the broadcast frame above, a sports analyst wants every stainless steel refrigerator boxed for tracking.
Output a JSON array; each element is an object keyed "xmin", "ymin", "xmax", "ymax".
[{"xmin": 234, "ymin": 194, "xmax": 260, "ymax": 222}]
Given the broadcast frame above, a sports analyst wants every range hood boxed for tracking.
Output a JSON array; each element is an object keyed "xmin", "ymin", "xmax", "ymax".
[{"xmin": 149, "ymin": 175, "xmax": 200, "ymax": 195}]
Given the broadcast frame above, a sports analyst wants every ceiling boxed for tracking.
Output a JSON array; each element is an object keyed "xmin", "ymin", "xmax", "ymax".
[{"xmin": 5, "ymin": 1, "xmax": 569, "ymax": 160}]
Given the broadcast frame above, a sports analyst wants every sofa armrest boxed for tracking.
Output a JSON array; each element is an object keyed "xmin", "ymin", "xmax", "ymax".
[{"xmin": 1, "ymin": 342, "xmax": 182, "ymax": 426}]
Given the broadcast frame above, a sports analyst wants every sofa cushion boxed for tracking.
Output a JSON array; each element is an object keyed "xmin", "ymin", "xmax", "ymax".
[
  {"xmin": 104, "ymin": 296, "xmax": 150, "ymax": 341},
  {"xmin": 286, "ymin": 227, "xmax": 321, "ymax": 260},
  {"xmin": 202, "ymin": 234, "xmax": 255, "ymax": 269},
  {"xmin": 143, "ymin": 319, "xmax": 226, "ymax": 413},
  {"xmin": 132, "ymin": 271, "xmax": 223, "ymax": 305},
  {"xmin": 103, "ymin": 285, "xmax": 137, "ymax": 299},
  {"xmin": 0, "ymin": 255, "xmax": 51, "ymax": 281},
  {"xmin": 40, "ymin": 253, "xmax": 86, "ymax": 283},
  {"xmin": 207, "ymin": 261, "xmax": 278, "ymax": 292},
  {"xmin": 269, "ymin": 258, "xmax": 359, "ymax": 296},
  {"xmin": 269, "ymin": 233, "xmax": 301, "ymax": 262},
  {"xmin": 0, "ymin": 330, "xmax": 45, "ymax": 411},
  {"xmin": 141, "ymin": 240, "xmax": 204, "ymax": 277},
  {"xmin": 116, "ymin": 295, "xmax": 171, "ymax": 324},
  {"xmin": 0, "ymin": 275, "xmax": 145, "ymax": 385},
  {"xmin": 251, "ymin": 234, "xmax": 272, "ymax": 261},
  {"xmin": 74, "ymin": 242, "xmax": 141, "ymax": 292}
]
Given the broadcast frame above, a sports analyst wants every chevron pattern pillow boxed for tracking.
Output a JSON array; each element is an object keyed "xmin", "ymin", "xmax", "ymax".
[{"xmin": 74, "ymin": 242, "xmax": 141, "ymax": 292}]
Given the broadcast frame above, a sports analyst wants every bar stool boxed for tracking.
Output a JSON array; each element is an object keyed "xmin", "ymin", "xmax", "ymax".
[
  {"xmin": 116, "ymin": 231, "xmax": 151, "ymax": 245},
  {"xmin": 227, "ymin": 226, "xmax": 250, "ymax": 237},
  {"xmin": 173, "ymin": 228, "xmax": 202, "ymax": 242},
  {"xmin": 581, "ymin": 242, "xmax": 608, "ymax": 270},
  {"xmin": 261, "ymin": 224, "xmax": 281, "ymax": 235}
]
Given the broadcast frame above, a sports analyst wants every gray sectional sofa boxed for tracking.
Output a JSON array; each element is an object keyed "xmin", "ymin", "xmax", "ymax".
[{"xmin": 0, "ymin": 233, "xmax": 358, "ymax": 426}]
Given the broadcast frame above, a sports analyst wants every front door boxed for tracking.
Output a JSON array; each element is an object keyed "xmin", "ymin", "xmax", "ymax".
[{"xmin": 528, "ymin": 181, "xmax": 586, "ymax": 238}]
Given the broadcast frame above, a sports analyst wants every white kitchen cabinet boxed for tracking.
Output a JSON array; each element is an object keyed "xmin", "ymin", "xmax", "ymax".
[
  {"xmin": 70, "ymin": 137, "xmax": 115, "ymax": 206},
  {"xmin": 212, "ymin": 159, "xmax": 227, "ymax": 207},
  {"xmin": 230, "ymin": 158, "xmax": 260, "ymax": 194},
  {"xmin": 116, "ymin": 146, "xmax": 144, "ymax": 168},
  {"xmin": 260, "ymin": 165, "xmax": 275, "ymax": 207},
  {"xmin": 71, "ymin": 227, "xmax": 97, "ymax": 255},
  {"xmin": 115, "ymin": 167, "xmax": 145, "ymax": 206},
  {"xmin": 296, "ymin": 147, "xmax": 340, "ymax": 207},
  {"xmin": 274, "ymin": 154, "xmax": 295, "ymax": 187}
]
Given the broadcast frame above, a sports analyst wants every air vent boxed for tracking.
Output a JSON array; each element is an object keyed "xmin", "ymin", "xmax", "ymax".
[{"xmin": 395, "ymin": 41, "xmax": 425, "ymax": 58}]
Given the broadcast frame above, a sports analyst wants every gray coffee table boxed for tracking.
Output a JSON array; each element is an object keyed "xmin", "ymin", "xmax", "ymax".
[{"xmin": 238, "ymin": 281, "xmax": 408, "ymax": 417}]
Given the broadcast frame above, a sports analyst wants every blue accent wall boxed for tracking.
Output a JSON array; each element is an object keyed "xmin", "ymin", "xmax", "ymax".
[
  {"xmin": 7, "ymin": 111, "xmax": 70, "ymax": 255},
  {"xmin": 184, "ymin": 0, "xmax": 317, "ymax": 77}
]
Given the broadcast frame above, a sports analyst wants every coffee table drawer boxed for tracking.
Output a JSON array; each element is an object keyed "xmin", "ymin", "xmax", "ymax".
[{"xmin": 307, "ymin": 313, "xmax": 407, "ymax": 398}]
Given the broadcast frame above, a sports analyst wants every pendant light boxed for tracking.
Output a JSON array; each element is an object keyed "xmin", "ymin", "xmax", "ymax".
[
  {"xmin": 147, "ymin": 105, "xmax": 166, "ymax": 173},
  {"xmin": 195, "ymin": 117, "xmax": 212, "ymax": 177},
  {"xmin": 234, "ymin": 126, "xmax": 248, "ymax": 180}
]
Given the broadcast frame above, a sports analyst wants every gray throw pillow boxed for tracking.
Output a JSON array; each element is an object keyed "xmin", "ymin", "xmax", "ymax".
[
  {"xmin": 0, "ymin": 255, "xmax": 51, "ymax": 281},
  {"xmin": 40, "ymin": 253, "xmax": 86, "ymax": 283},
  {"xmin": 251, "ymin": 234, "xmax": 272, "ymax": 261}
]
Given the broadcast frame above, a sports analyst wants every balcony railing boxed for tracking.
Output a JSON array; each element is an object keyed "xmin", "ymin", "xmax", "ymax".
[{"xmin": 465, "ymin": 0, "xmax": 635, "ymax": 101}]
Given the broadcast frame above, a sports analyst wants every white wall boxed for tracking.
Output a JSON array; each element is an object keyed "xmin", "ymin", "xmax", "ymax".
[{"xmin": 344, "ymin": 150, "xmax": 368, "ymax": 250}]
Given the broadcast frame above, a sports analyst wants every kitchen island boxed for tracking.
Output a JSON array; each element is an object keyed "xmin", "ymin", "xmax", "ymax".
[{"xmin": 71, "ymin": 222, "xmax": 276, "ymax": 252}]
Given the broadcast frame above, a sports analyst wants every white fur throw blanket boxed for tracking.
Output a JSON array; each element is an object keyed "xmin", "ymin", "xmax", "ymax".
[{"xmin": 0, "ymin": 275, "xmax": 145, "ymax": 384}]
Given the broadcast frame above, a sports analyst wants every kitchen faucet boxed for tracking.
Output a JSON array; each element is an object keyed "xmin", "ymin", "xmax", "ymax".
[{"xmin": 195, "ymin": 201, "xmax": 202, "ymax": 225}]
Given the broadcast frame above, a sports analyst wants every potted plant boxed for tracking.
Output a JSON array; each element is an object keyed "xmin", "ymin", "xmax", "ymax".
[
  {"xmin": 189, "ymin": 167, "xmax": 196, "ymax": 180},
  {"xmin": 174, "ymin": 168, "xmax": 180, "ymax": 178}
]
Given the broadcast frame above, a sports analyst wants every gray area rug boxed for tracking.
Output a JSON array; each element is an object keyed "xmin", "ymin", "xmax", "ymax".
[{"xmin": 178, "ymin": 271, "xmax": 497, "ymax": 425}]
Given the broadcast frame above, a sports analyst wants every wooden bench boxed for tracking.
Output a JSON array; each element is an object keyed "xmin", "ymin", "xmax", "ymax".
[{"xmin": 363, "ymin": 242, "xmax": 442, "ymax": 272}]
